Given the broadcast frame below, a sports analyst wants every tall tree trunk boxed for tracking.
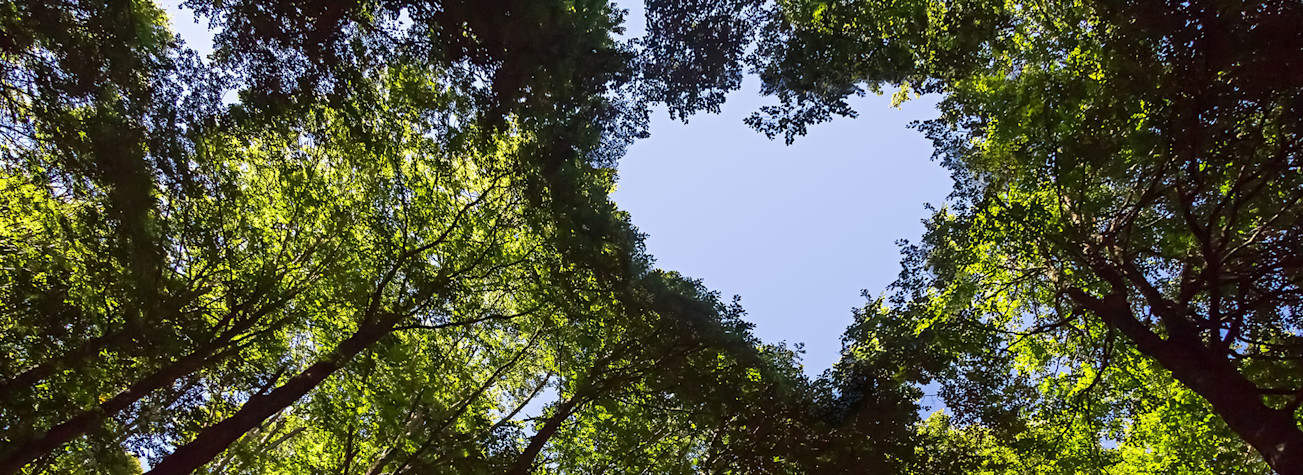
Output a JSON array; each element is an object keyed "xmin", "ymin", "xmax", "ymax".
[
  {"xmin": 1071, "ymin": 290, "xmax": 1303, "ymax": 474},
  {"xmin": 0, "ymin": 330, "xmax": 129, "ymax": 403},
  {"xmin": 1159, "ymin": 340, "xmax": 1303, "ymax": 474},
  {"xmin": 0, "ymin": 302, "xmax": 292, "ymax": 475},
  {"xmin": 507, "ymin": 396, "xmax": 583, "ymax": 475},
  {"xmin": 0, "ymin": 339, "xmax": 233, "ymax": 475},
  {"xmin": 144, "ymin": 317, "xmax": 400, "ymax": 475},
  {"xmin": 339, "ymin": 425, "xmax": 357, "ymax": 475}
]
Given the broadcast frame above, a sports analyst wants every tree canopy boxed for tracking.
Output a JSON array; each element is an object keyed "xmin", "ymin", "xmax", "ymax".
[
  {"xmin": 753, "ymin": 0, "xmax": 1303, "ymax": 472},
  {"xmin": 1, "ymin": 0, "xmax": 1300, "ymax": 473}
]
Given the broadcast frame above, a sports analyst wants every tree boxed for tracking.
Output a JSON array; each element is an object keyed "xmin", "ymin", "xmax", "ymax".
[
  {"xmin": 752, "ymin": 0, "xmax": 1303, "ymax": 471},
  {"xmin": 1, "ymin": 0, "xmax": 831, "ymax": 473},
  {"xmin": 1, "ymin": 10, "xmax": 565, "ymax": 468}
]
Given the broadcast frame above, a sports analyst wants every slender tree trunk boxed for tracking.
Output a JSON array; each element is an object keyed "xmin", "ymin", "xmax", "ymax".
[
  {"xmin": 0, "ymin": 302, "xmax": 293, "ymax": 475},
  {"xmin": 0, "ymin": 339, "xmax": 231, "ymax": 475},
  {"xmin": 144, "ymin": 318, "xmax": 399, "ymax": 475},
  {"xmin": 1071, "ymin": 290, "xmax": 1303, "ymax": 474},
  {"xmin": 0, "ymin": 329, "xmax": 129, "ymax": 402},
  {"xmin": 340, "ymin": 425, "xmax": 357, "ymax": 475},
  {"xmin": 507, "ymin": 396, "xmax": 583, "ymax": 475}
]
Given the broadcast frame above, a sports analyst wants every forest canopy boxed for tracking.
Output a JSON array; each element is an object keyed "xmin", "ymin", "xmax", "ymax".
[{"xmin": 0, "ymin": 0, "xmax": 1300, "ymax": 474}]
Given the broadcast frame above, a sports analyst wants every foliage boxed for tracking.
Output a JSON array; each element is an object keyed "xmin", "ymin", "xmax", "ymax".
[
  {"xmin": 0, "ymin": 0, "xmax": 827, "ymax": 473},
  {"xmin": 754, "ymin": 0, "xmax": 1303, "ymax": 472},
  {"xmin": 7, "ymin": 0, "xmax": 1299, "ymax": 473}
]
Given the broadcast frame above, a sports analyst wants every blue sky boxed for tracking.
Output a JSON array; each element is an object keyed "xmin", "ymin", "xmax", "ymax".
[
  {"xmin": 161, "ymin": 1, "xmax": 953, "ymax": 376},
  {"xmin": 613, "ymin": 87, "xmax": 950, "ymax": 374},
  {"xmin": 611, "ymin": 3, "xmax": 952, "ymax": 375}
]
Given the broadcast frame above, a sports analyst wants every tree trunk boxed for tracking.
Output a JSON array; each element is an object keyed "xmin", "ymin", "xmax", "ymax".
[
  {"xmin": 1140, "ymin": 333, "xmax": 1303, "ymax": 473},
  {"xmin": 0, "ymin": 340, "xmax": 230, "ymax": 475},
  {"xmin": 507, "ymin": 396, "xmax": 583, "ymax": 475},
  {"xmin": 0, "ymin": 329, "xmax": 129, "ymax": 403},
  {"xmin": 0, "ymin": 302, "xmax": 294, "ymax": 475},
  {"xmin": 1072, "ymin": 290, "xmax": 1303, "ymax": 474},
  {"xmin": 144, "ymin": 318, "xmax": 398, "ymax": 475}
]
